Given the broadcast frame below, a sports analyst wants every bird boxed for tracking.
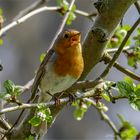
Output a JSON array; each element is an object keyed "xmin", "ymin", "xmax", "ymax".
[
  {"xmin": 39, "ymin": 29, "xmax": 84, "ymax": 103},
  {"xmin": 32, "ymin": 29, "xmax": 84, "ymax": 138}
]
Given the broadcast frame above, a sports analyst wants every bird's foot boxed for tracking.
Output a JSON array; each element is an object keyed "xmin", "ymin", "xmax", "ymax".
[
  {"xmin": 53, "ymin": 96, "xmax": 61, "ymax": 106},
  {"xmin": 68, "ymin": 93, "xmax": 77, "ymax": 103}
]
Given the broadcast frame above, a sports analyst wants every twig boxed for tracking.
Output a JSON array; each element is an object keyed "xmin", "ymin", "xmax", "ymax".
[
  {"xmin": 30, "ymin": 0, "xmax": 76, "ymax": 101},
  {"xmin": 112, "ymin": 95, "xmax": 126, "ymax": 101},
  {"xmin": 102, "ymin": 53, "xmax": 140, "ymax": 81},
  {"xmin": 75, "ymin": 9, "xmax": 97, "ymax": 20},
  {"xmin": 0, "ymin": 6, "xmax": 97, "ymax": 37},
  {"xmin": 100, "ymin": 17, "xmax": 140, "ymax": 79},
  {"xmin": 84, "ymin": 98, "xmax": 119, "ymax": 137},
  {"xmin": 14, "ymin": 0, "xmax": 48, "ymax": 20},
  {"xmin": 134, "ymin": 1, "xmax": 140, "ymax": 14},
  {"xmin": 0, "ymin": 117, "xmax": 11, "ymax": 130},
  {"xmin": 0, "ymin": 6, "xmax": 62, "ymax": 37},
  {"xmin": 0, "ymin": 87, "xmax": 102, "ymax": 115},
  {"xmin": 21, "ymin": 78, "xmax": 34, "ymax": 93},
  {"xmin": 106, "ymin": 46, "xmax": 130, "ymax": 53},
  {"xmin": 69, "ymin": 78, "xmax": 103, "ymax": 91}
]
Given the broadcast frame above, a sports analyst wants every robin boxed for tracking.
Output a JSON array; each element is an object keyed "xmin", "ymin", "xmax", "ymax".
[
  {"xmin": 32, "ymin": 29, "xmax": 84, "ymax": 137},
  {"xmin": 32, "ymin": 29, "xmax": 84, "ymax": 138},
  {"xmin": 39, "ymin": 29, "xmax": 84, "ymax": 102}
]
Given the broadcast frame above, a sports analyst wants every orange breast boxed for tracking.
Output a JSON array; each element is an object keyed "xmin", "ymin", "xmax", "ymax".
[{"xmin": 54, "ymin": 44, "xmax": 84, "ymax": 79}]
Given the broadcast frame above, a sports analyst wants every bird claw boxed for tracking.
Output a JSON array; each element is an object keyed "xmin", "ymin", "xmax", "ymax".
[
  {"xmin": 68, "ymin": 93, "xmax": 77, "ymax": 103},
  {"xmin": 53, "ymin": 96, "xmax": 61, "ymax": 106}
]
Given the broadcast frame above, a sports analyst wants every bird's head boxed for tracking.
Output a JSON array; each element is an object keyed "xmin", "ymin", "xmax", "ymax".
[{"xmin": 54, "ymin": 29, "xmax": 81, "ymax": 55}]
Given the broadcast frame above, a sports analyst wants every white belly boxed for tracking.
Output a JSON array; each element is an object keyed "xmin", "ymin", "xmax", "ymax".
[{"xmin": 39, "ymin": 61, "xmax": 76, "ymax": 102}]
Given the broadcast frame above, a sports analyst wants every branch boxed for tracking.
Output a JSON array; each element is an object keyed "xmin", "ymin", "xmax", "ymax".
[
  {"xmin": 14, "ymin": 0, "xmax": 48, "ymax": 20},
  {"xmin": 21, "ymin": 78, "xmax": 34, "ymax": 94},
  {"xmin": 0, "ymin": 81, "xmax": 104, "ymax": 115},
  {"xmin": 0, "ymin": 117, "xmax": 11, "ymax": 130},
  {"xmin": 106, "ymin": 46, "xmax": 130, "ymax": 53},
  {"xmin": 0, "ymin": 84, "xmax": 104, "ymax": 115},
  {"xmin": 102, "ymin": 53, "xmax": 140, "ymax": 81},
  {"xmin": 79, "ymin": 0, "xmax": 137, "ymax": 80},
  {"xmin": 0, "ymin": 6, "xmax": 97, "ymax": 37},
  {"xmin": 134, "ymin": 1, "xmax": 140, "ymax": 14},
  {"xmin": 84, "ymin": 98, "xmax": 119, "ymax": 138},
  {"xmin": 100, "ymin": 16, "xmax": 140, "ymax": 79},
  {"xmin": 75, "ymin": 10, "xmax": 97, "ymax": 20},
  {"xmin": 0, "ymin": 6, "xmax": 61, "ymax": 37}
]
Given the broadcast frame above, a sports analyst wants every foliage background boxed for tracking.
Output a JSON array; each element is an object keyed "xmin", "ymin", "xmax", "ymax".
[{"xmin": 0, "ymin": 0, "xmax": 139, "ymax": 139}]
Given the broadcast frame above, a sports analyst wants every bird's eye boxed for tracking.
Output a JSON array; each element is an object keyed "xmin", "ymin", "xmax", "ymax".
[{"xmin": 64, "ymin": 33, "xmax": 69, "ymax": 39}]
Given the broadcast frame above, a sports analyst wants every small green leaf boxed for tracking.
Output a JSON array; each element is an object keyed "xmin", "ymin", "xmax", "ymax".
[
  {"xmin": 40, "ymin": 53, "xmax": 46, "ymax": 62},
  {"xmin": 0, "ymin": 92, "xmax": 8, "ymax": 99},
  {"xmin": 0, "ymin": 8, "xmax": 3, "ymax": 15},
  {"xmin": 3, "ymin": 80, "xmax": 15, "ymax": 93},
  {"xmin": 0, "ymin": 39, "xmax": 3, "ymax": 45},
  {"xmin": 130, "ymin": 99, "xmax": 140, "ymax": 111},
  {"xmin": 135, "ymin": 88, "xmax": 140, "ymax": 97},
  {"xmin": 120, "ymin": 125, "xmax": 138, "ymax": 140},
  {"xmin": 117, "ymin": 114, "xmax": 125, "ymax": 123},
  {"xmin": 122, "ymin": 25, "xmax": 131, "ymax": 31},
  {"xmin": 72, "ymin": 100, "xmax": 90, "ymax": 121},
  {"xmin": 36, "ymin": 106, "xmax": 53, "ymax": 123},
  {"xmin": 118, "ymin": 114, "xmax": 138, "ymax": 140},
  {"xmin": 117, "ymin": 81, "xmax": 134, "ymax": 97},
  {"xmin": 25, "ymin": 135, "xmax": 34, "ymax": 140},
  {"xmin": 101, "ymin": 93, "xmax": 111, "ymax": 102},
  {"xmin": 29, "ymin": 116, "xmax": 41, "ymax": 126},
  {"xmin": 66, "ymin": 12, "xmax": 76, "ymax": 25},
  {"xmin": 73, "ymin": 108, "xmax": 84, "ymax": 121},
  {"xmin": 14, "ymin": 86, "xmax": 22, "ymax": 96},
  {"xmin": 128, "ymin": 56, "xmax": 136, "ymax": 67},
  {"xmin": 124, "ymin": 77, "xmax": 134, "ymax": 89}
]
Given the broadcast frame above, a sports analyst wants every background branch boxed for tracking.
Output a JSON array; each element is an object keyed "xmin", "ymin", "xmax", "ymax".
[
  {"xmin": 0, "ymin": 6, "xmax": 97, "ymax": 37},
  {"xmin": 106, "ymin": 46, "xmax": 130, "ymax": 53},
  {"xmin": 0, "ymin": 117, "xmax": 11, "ymax": 130},
  {"xmin": 100, "ymin": 16, "xmax": 140, "ymax": 79},
  {"xmin": 14, "ymin": 0, "xmax": 48, "ymax": 20},
  {"xmin": 134, "ymin": 1, "xmax": 140, "ymax": 14},
  {"xmin": 102, "ymin": 53, "xmax": 140, "ymax": 81},
  {"xmin": 84, "ymin": 98, "xmax": 119, "ymax": 138}
]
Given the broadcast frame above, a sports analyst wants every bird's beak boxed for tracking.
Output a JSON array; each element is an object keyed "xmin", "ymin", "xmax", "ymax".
[{"xmin": 70, "ymin": 32, "xmax": 81, "ymax": 45}]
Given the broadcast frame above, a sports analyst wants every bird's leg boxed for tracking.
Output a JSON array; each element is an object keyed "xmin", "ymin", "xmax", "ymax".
[
  {"xmin": 68, "ymin": 92, "xmax": 77, "ymax": 103},
  {"xmin": 46, "ymin": 91, "xmax": 60, "ymax": 106}
]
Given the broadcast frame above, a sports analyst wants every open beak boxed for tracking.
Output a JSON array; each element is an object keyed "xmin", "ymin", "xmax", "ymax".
[{"xmin": 70, "ymin": 32, "xmax": 81, "ymax": 45}]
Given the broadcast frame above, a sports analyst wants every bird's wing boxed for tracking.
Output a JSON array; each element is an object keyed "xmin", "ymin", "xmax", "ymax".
[{"xmin": 48, "ymin": 52, "xmax": 57, "ymax": 62}]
